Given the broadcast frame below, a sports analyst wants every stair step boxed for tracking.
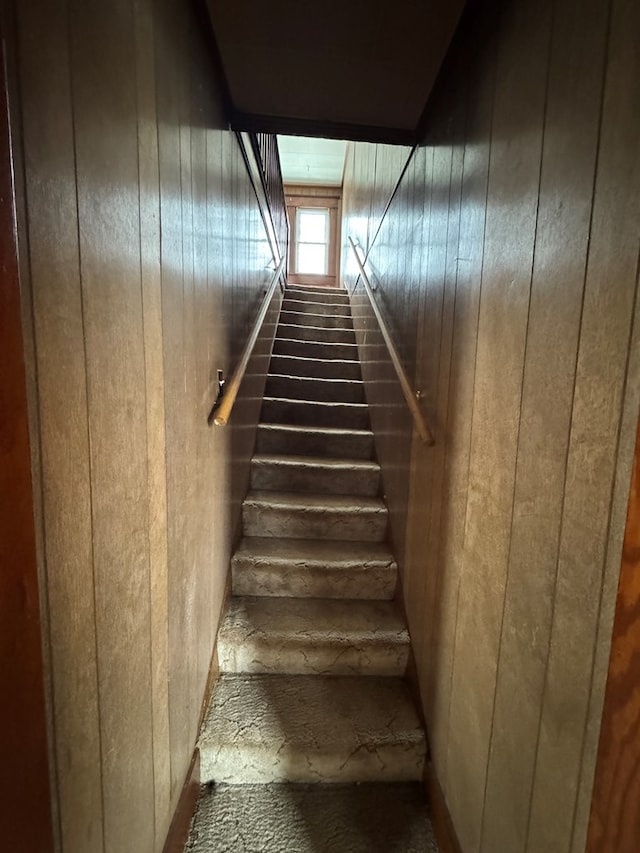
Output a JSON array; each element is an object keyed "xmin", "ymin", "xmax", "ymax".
[
  {"xmin": 187, "ymin": 783, "xmax": 437, "ymax": 853},
  {"xmin": 279, "ymin": 310, "xmax": 353, "ymax": 331},
  {"xmin": 256, "ymin": 424, "xmax": 374, "ymax": 459},
  {"xmin": 269, "ymin": 354, "xmax": 361, "ymax": 381},
  {"xmin": 251, "ymin": 454, "xmax": 380, "ymax": 496},
  {"xmin": 218, "ymin": 597, "xmax": 409, "ymax": 676},
  {"xmin": 265, "ymin": 374, "xmax": 365, "ymax": 404},
  {"xmin": 276, "ymin": 323, "xmax": 356, "ymax": 344},
  {"xmin": 261, "ymin": 397, "xmax": 370, "ymax": 430},
  {"xmin": 231, "ymin": 537, "xmax": 397, "ymax": 599},
  {"xmin": 286, "ymin": 285, "xmax": 349, "ymax": 304},
  {"xmin": 199, "ymin": 674, "xmax": 426, "ymax": 783},
  {"xmin": 273, "ymin": 337, "xmax": 359, "ymax": 361},
  {"xmin": 242, "ymin": 491, "xmax": 387, "ymax": 541},
  {"xmin": 283, "ymin": 297, "xmax": 352, "ymax": 317}
]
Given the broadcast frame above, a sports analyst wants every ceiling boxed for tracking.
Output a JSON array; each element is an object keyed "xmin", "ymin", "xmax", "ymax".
[
  {"xmin": 278, "ymin": 136, "xmax": 347, "ymax": 186},
  {"xmin": 205, "ymin": 0, "xmax": 466, "ymax": 144}
]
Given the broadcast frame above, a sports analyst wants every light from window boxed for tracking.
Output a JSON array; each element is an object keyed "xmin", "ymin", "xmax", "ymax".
[{"xmin": 296, "ymin": 208, "xmax": 329, "ymax": 275}]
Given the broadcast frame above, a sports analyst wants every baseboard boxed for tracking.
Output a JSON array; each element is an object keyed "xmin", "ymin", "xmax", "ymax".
[
  {"xmin": 426, "ymin": 762, "xmax": 462, "ymax": 853},
  {"xmin": 163, "ymin": 749, "xmax": 201, "ymax": 853}
]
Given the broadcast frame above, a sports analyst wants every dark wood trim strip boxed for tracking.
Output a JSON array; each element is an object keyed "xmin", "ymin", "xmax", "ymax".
[
  {"xmin": 0, "ymin": 29, "xmax": 55, "ymax": 851},
  {"xmin": 426, "ymin": 763, "xmax": 463, "ymax": 853},
  {"xmin": 162, "ymin": 750, "xmax": 201, "ymax": 853},
  {"xmin": 586, "ymin": 418, "xmax": 640, "ymax": 852},
  {"xmin": 231, "ymin": 111, "xmax": 417, "ymax": 146}
]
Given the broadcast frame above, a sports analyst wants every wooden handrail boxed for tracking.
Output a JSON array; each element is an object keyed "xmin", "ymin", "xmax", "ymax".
[
  {"xmin": 208, "ymin": 256, "xmax": 285, "ymax": 427},
  {"xmin": 348, "ymin": 237, "xmax": 434, "ymax": 446}
]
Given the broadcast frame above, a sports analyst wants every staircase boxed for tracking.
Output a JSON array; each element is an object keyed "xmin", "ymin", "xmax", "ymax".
[{"xmin": 198, "ymin": 283, "xmax": 426, "ymax": 788}]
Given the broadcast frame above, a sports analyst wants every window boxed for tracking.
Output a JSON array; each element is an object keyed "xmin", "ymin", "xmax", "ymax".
[{"xmin": 296, "ymin": 208, "xmax": 330, "ymax": 275}]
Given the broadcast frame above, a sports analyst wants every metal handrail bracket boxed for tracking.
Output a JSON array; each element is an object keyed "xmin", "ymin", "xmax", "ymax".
[
  {"xmin": 208, "ymin": 256, "xmax": 286, "ymax": 427},
  {"xmin": 348, "ymin": 236, "xmax": 434, "ymax": 446}
]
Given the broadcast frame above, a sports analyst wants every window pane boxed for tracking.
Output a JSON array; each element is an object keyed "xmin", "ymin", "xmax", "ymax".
[
  {"xmin": 297, "ymin": 242, "xmax": 327, "ymax": 275},
  {"xmin": 298, "ymin": 209, "xmax": 328, "ymax": 243}
]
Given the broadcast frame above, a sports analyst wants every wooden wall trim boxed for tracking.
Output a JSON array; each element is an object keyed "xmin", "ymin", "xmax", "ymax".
[
  {"xmin": 0, "ymin": 33, "xmax": 54, "ymax": 849},
  {"xmin": 586, "ymin": 417, "xmax": 640, "ymax": 852},
  {"xmin": 162, "ymin": 750, "xmax": 201, "ymax": 853},
  {"xmin": 426, "ymin": 763, "xmax": 463, "ymax": 853},
  {"xmin": 285, "ymin": 184, "xmax": 342, "ymax": 199},
  {"xmin": 231, "ymin": 111, "xmax": 417, "ymax": 146}
]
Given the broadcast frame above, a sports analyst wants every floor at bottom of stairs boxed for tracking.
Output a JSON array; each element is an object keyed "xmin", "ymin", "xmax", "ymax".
[{"xmin": 185, "ymin": 782, "xmax": 439, "ymax": 853}]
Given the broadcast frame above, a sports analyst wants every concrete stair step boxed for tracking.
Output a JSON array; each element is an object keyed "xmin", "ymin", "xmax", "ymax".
[
  {"xmin": 251, "ymin": 453, "xmax": 380, "ymax": 496},
  {"xmin": 269, "ymin": 354, "xmax": 361, "ymax": 381},
  {"xmin": 256, "ymin": 424, "xmax": 374, "ymax": 459},
  {"xmin": 283, "ymin": 297, "xmax": 352, "ymax": 317},
  {"xmin": 276, "ymin": 323, "xmax": 356, "ymax": 344},
  {"xmin": 273, "ymin": 337, "xmax": 359, "ymax": 361},
  {"xmin": 231, "ymin": 537, "xmax": 397, "ymax": 599},
  {"xmin": 198, "ymin": 674, "xmax": 426, "ymax": 783},
  {"xmin": 279, "ymin": 310, "xmax": 353, "ymax": 330},
  {"xmin": 218, "ymin": 597, "xmax": 410, "ymax": 676},
  {"xmin": 286, "ymin": 285, "xmax": 349, "ymax": 304},
  {"xmin": 265, "ymin": 374, "xmax": 365, "ymax": 404},
  {"xmin": 242, "ymin": 491, "xmax": 388, "ymax": 541},
  {"xmin": 261, "ymin": 397, "xmax": 370, "ymax": 430}
]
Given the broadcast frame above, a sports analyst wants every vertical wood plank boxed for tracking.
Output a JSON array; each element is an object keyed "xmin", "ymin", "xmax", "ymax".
[
  {"xmin": 70, "ymin": 0, "xmax": 154, "ymax": 847},
  {"xmin": 404, "ymin": 147, "xmax": 436, "ymax": 657},
  {"xmin": 445, "ymin": 0, "xmax": 552, "ymax": 846},
  {"xmin": 433, "ymin": 37, "xmax": 495, "ymax": 784},
  {"xmin": 179, "ymin": 8, "xmax": 198, "ymax": 761},
  {"xmin": 421, "ymin": 119, "xmax": 459, "ymax": 710},
  {"xmin": 155, "ymin": 0, "xmax": 188, "ymax": 810},
  {"xmin": 17, "ymin": 0, "xmax": 104, "ymax": 848},
  {"xmin": 424, "ymin": 85, "xmax": 466, "ymax": 732},
  {"xmin": 206, "ymin": 127, "xmax": 233, "ymax": 619},
  {"xmin": 133, "ymin": 0, "xmax": 171, "ymax": 846}
]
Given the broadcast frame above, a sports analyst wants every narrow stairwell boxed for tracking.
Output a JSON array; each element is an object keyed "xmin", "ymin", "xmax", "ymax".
[{"xmin": 190, "ymin": 284, "xmax": 433, "ymax": 850}]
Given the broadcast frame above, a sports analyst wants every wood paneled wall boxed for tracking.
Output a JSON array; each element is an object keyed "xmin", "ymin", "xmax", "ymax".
[
  {"xmin": 342, "ymin": 0, "xmax": 640, "ymax": 850},
  {"xmin": 8, "ymin": 0, "xmax": 274, "ymax": 850}
]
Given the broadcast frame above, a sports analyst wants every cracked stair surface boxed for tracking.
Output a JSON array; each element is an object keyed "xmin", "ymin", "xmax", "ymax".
[
  {"xmin": 231, "ymin": 537, "xmax": 398, "ymax": 599},
  {"xmin": 250, "ymin": 453, "xmax": 380, "ymax": 496},
  {"xmin": 186, "ymin": 782, "xmax": 439, "ymax": 853},
  {"xmin": 242, "ymin": 490, "xmax": 388, "ymax": 541},
  {"xmin": 198, "ymin": 674, "xmax": 426, "ymax": 783},
  {"xmin": 218, "ymin": 597, "xmax": 410, "ymax": 676}
]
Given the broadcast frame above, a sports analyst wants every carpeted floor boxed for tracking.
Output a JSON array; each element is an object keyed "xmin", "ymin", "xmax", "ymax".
[{"xmin": 185, "ymin": 782, "xmax": 440, "ymax": 853}]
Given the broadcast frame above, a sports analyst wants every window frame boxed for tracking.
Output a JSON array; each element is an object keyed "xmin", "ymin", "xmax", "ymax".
[{"xmin": 286, "ymin": 187, "xmax": 341, "ymax": 288}]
